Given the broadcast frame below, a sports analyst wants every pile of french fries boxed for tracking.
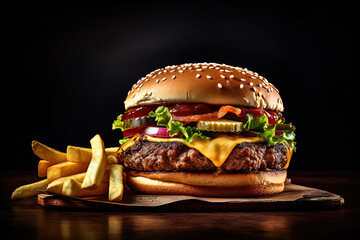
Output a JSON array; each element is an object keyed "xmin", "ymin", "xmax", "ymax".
[{"xmin": 11, "ymin": 134, "xmax": 124, "ymax": 202}]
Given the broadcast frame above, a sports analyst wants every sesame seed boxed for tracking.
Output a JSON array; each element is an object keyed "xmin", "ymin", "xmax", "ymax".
[
  {"xmin": 251, "ymin": 87, "xmax": 257, "ymax": 92},
  {"xmin": 251, "ymin": 76, "xmax": 256, "ymax": 79},
  {"xmin": 170, "ymin": 69, "xmax": 176, "ymax": 72},
  {"xmin": 156, "ymin": 79, "xmax": 160, "ymax": 83},
  {"xmin": 158, "ymin": 71, "xmax": 163, "ymax": 75},
  {"xmin": 241, "ymin": 71, "xmax": 246, "ymax": 74},
  {"xmin": 179, "ymin": 70, "xmax": 184, "ymax": 73},
  {"xmin": 240, "ymin": 84, "xmax": 244, "ymax": 89},
  {"xmin": 152, "ymin": 75, "xmax": 157, "ymax": 79},
  {"xmin": 207, "ymin": 75, "xmax": 212, "ymax": 79},
  {"xmin": 217, "ymin": 83, "xmax": 223, "ymax": 88},
  {"xmin": 249, "ymin": 82, "xmax": 253, "ymax": 86},
  {"xmin": 172, "ymin": 75, "xmax": 176, "ymax": 80},
  {"xmin": 243, "ymin": 97, "xmax": 249, "ymax": 103},
  {"xmin": 196, "ymin": 74, "xmax": 201, "ymax": 78},
  {"xmin": 240, "ymin": 78, "xmax": 246, "ymax": 82},
  {"xmin": 220, "ymin": 75, "xmax": 226, "ymax": 79},
  {"xmin": 229, "ymin": 75, "xmax": 234, "ymax": 79},
  {"xmin": 162, "ymin": 77, "xmax": 167, "ymax": 81},
  {"xmin": 196, "ymin": 69, "xmax": 203, "ymax": 71},
  {"xmin": 225, "ymin": 69, "xmax": 231, "ymax": 73}
]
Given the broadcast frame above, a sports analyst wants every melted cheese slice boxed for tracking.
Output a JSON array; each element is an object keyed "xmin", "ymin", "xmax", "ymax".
[{"xmin": 118, "ymin": 133, "xmax": 292, "ymax": 169}]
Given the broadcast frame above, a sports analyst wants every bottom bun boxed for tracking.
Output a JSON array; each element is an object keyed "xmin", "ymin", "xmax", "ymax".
[{"xmin": 126, "ymin": 170, "xmax": 287, "ymax": 197}]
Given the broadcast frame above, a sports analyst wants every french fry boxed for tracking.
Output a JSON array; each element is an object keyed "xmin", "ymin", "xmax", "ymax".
[
  {"xmin": 32, "ymin": 140, "xmax": 67, "ymax": 163},
  {"xmin": 47, "ymin": 172, "xmax": 86, "ymax": 194},
  {"xmin": 11, "ymin": 179, "xmax": 48, "ymax": 200},
  {"xmin": 66, "ymin": 146, "xmax": 92, "ymax": 163},
  {"xmin": 61, "ymin": 178, "xmax": 82, "ymax": 196},
  {"xmin": 105, "ymin": 147, "xmax": 119, "ymax": 156},
  {"xmin": 13, "ymin": 138, "xmax": 119, "ymax": 200},
  {"xmin": 107, "ymin": 155, "xmax": 119, "ymax": 165},
  {"xmin": 81, "ymin": 134, "xmax": 107, "ymax": 190},
  {"xmin": 38, "ymin": 160, "xmax": 56, "ymax": 177},
  {"xmin": 108, "ymin": 164, "xmax": 124, "ymax": 201},
  {"xmin": 67, "ymin": 146, "xmax": 119, "ymax": 163},
  {"xmin": 47, "ymin": 162, "xmax": 89, "ymax": 182},
  {"xmin": 62, "ymin": 178, "xmax": 108, "ymax": 197}
]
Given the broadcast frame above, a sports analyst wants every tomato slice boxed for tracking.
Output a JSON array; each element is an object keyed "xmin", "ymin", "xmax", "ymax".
[
  {"xmin": 123, "ymin": 106, "xmax": 158, "ymax": 120},
  {"xmin": 123, "ymin": 104, "xmax": 216, "ymax": 120},
  {"xmin": 168, "ymin": 103, "xmax": 217, "ymax": 116}
]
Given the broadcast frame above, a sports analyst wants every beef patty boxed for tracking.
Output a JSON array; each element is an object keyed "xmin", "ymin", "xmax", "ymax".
[{"xmin": 119, "ymin": 141, "xmax": 288, "ymax": 172}]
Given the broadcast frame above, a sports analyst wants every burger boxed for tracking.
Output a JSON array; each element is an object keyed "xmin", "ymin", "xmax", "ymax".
[{"xmin": 113, "ymin": 63, "xmax": 296, "ymax": 197}]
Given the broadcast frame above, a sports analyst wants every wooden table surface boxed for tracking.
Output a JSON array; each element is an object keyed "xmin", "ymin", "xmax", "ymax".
[{"xmin": 2, "ymin": 171, "xmax": 359, "ymax": 240}]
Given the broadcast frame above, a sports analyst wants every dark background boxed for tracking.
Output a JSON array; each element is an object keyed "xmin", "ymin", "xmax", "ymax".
[{"xmin": 2, "ymin": 1, "xmax": 357, "ymax": 172}]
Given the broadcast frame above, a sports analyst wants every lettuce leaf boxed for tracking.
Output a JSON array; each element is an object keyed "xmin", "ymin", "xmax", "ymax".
[
  {"xmin": 112, "ymin": 114, "xmax": 124, "ymax": 131},
  {"xmin": 149, "ymin": 106, "xmax": 187, "ymax": 138},
  {"xmin": 243, "ymin": 113, "xmax": 268, "ymax": 132},
  {"xmin": 112, "ymin": 115, "xmax": 129, "ymax": 145},
  {"xmin": 149, "ymin": 106, "xmax": 208, "ymax": 143},
  {"xmin": 119, "ymin": 137, "xmax": 130, "ymax": 145},
  {"xmin": 243, "ymin": 113, "xmax": 296, "ymax": 151}
]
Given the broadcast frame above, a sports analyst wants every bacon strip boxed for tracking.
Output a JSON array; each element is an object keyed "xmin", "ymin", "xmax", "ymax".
[
  {"xmin": 217, "ymin": 105, "xmax": 242, "ymax": 118},
  {"xmin": 172, "ymin": 105, "xmax": 242, "ymax": 122}
]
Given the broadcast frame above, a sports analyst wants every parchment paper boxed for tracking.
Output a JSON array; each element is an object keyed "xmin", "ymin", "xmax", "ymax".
[{"xmin": 37, "ymin": 183, "xmax": 344, "ymax": 210}]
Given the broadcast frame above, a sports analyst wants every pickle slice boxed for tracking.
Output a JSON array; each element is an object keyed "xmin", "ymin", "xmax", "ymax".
[
  {"xmin": 196, "ymin": 120, "xmax": 243, "ymax": 132},
  {"xmin": 123, "ymin": 117, "xmax": 156, "ymax": 129}
]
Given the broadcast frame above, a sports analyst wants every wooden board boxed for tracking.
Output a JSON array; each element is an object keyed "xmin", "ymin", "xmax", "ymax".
[{"xmin": 37, "ymin": 183, "xmax": 344, "ymax": 212}]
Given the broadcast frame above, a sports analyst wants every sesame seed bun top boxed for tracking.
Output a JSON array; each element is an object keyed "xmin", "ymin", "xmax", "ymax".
[{"xmin": 125, "ymin": 63, "xmax": 284, "ymax": 112}]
